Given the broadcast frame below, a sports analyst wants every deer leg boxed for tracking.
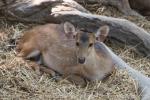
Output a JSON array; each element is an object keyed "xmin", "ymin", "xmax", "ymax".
[
  {"xmin": 28, "ymin": 61, "xmax": 56, "ymax": 76},
  {"xmin": 65, "ymin": 74, "xmax": 87, "ymax": 87},
  {"xmin": 39, "ymin": 66, "xmax": 56, "ymax": 77},
  {"xmin": 63, "ymin": 65, "xmax": 87, "ymax": 87},
  {"xmin": 28, "ymin": 61, "xmax": 41, "ymax": 75}
]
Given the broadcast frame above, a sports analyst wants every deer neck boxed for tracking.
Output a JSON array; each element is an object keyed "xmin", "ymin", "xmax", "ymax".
[{"xmin": 85, "ymin": 47, "xmax": 99, "ymax": 67}]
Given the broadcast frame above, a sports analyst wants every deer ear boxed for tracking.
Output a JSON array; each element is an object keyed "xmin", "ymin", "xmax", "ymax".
[
  {"xmin": 63, "ymin": 22, "xmax": 76, "ymax": 35},
  {"xmin": 95, "ymin": 25, "xmax": 109, "ymax": 42}
]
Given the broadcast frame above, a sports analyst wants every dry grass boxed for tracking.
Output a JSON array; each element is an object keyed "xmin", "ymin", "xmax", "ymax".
[{"xmin": 0, "ymin": 3, "xmax": 150, "ymax": 100}]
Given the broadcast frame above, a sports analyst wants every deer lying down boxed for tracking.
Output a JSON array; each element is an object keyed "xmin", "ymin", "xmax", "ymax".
[{"xmin": 17, "ymin": 22, "xmax": 115, "ymax": 85}]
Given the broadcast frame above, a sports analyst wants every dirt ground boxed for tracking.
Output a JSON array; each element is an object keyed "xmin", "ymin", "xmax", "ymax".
[{"xmin": 0, "ymin": 3, "xmax": 150, "ymax": 100}]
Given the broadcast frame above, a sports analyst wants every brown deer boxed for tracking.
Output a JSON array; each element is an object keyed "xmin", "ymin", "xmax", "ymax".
[{"xmin": 17, "ymin": 22, "xmax": 115, "ymax": 86}]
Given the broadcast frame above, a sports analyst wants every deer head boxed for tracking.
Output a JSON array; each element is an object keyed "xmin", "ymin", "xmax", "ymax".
[{"xmin": 64, "ymin": 22, "xmax": 109, "ymax": 64}]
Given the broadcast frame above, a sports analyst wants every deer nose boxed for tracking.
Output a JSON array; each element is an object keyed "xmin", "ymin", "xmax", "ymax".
[{"xmin": 78, "ymin": 57, "xmax": 85, "ymax": 64}]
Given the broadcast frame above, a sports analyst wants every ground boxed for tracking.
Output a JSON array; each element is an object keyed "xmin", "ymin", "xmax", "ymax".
[{"xmin": 0, "ymin": 3, "xmax": 150, "ymax": 100}]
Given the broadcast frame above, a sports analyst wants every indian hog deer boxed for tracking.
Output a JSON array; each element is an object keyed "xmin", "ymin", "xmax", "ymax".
[{"xmin": 17, "ymin": 22, "xmax": 115, "ymax": 86}]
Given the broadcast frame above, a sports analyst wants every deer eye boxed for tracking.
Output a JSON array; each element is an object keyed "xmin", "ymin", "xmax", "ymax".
[
  {"xmin": 76, "ymin": 42, "xmax": 79, "ymax": 46},
  {"xmin": 89, "ymin": 43, "xmax": 93, "ymax": 47},
  {"xmin": 73, "ymin": 35, "xmax": 76, "ymax": 38}
]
